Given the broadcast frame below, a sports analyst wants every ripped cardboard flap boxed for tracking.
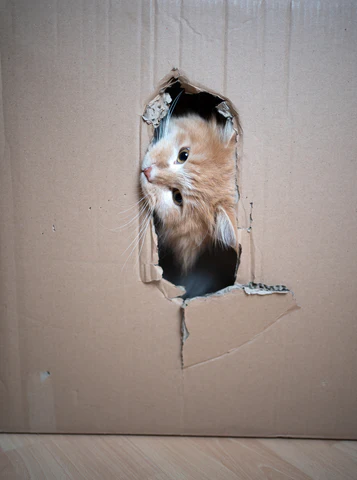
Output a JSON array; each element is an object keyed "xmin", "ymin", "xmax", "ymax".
[{"xmin": 182, "ymin": 287, "xmax": 299, "ymax": 368}]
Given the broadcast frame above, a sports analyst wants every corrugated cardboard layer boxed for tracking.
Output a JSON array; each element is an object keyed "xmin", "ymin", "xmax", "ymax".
[{"xmin": 1, "ymin": 0, "xmax": 357, "ymax": 437}]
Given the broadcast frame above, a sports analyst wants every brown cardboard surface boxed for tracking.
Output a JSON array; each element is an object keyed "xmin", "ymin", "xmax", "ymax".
[{"xmin": 1, "ymin": 0, "xmax": 357, "ymax": 437}]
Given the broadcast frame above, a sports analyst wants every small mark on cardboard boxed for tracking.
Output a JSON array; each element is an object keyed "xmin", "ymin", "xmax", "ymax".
[
  {"xmin": 71, "ymin": 389, "xmax": 79, "ymax": 406},
  {"xmin": 52, "ymin": 224, "xmax": 56, "ymax": 232},
  {"xmin": 40, "ymin": 371, "xmax": 51, "ymax": 383}
]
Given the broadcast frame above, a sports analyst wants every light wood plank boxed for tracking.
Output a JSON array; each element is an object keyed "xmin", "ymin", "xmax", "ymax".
[
  {"xmin": 1, "ymin": 435, "xmax": 357, "ymax": 480},
  {"xmin": 189, "ymin": 437, "xmax": 312, "ymax": 479},
  {"xmin": 261, "ymin": 439, "xmax": 357, "ymax": 480}
]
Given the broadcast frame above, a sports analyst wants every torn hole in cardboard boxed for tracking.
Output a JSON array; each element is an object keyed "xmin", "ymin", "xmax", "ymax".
[
  {"xmin": 139, "ymin": 70, "xmax": 299, "ymax": 368},
  {"xmin": 140, "ymin": 70, "xmax": 242, "ymax": 300}
]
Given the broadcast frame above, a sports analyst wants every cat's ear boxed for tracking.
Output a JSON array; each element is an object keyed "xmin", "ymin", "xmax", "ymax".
[
  {"xmin": 220, "ymin": 120, "xmax": 236, "ymax": 147},
  {"xmin": 215, "ymin": 206, "xmax": 237, "ymax": 249}
]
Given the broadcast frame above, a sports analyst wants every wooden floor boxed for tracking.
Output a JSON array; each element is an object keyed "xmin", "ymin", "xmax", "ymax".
[{"xmin": 1, "ymin": 435, "xmax": 357, "ymax": 480}]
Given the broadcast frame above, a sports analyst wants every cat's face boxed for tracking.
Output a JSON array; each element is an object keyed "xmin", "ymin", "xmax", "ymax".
[{"xmin": 140, "ymin": 114, "xmax": 238, "ymax": 271}]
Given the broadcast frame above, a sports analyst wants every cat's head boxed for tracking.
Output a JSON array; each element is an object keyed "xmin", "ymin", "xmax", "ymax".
[{"xmin": 140, "ymin": 113, "xmax": 238, "ymax": 272}]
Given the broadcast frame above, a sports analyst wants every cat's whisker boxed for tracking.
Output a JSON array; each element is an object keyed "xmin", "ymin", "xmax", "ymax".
[
  {"xmin": 116, "ymin": 196, "xmax": 147, "ymax": 215},
  {"xmin": 115, "ymin": 201, "xmax": 147, "ymax": 221},
  {"xmin": 161, "ymin": 90, "xmax": 183, "ymax": 139},
  {"xmin": 132, "ymin": 214, "xmax": 153, "ymax": 269},
  {"xmin": 105, "ymin": 196, "xmax": 147, "ymax": 212},
  {"xmin": 106, "ymin": 202, "xmax": 149, "ymax": 232},
  {"xmin": 135, "ymin": 211, "xmax": 154, "ymax": 268},
  {"xmin": 122, "ymin": 210, "xmax": 151, "ymax": 244},
  {"xmin": 121, "ymin": 210, "xmax": 153, "ymax": 273},
  {"xmin": 158, "ymin": 114, "xmax": 164, "ymax": 141},
  {"xmin": 98, "ymin": 196, "xmax": 150, "ymax": 232},
  {"xmin": 120, "ymin": 209, "xmax": 152, "ymax": 258},
  {"xmin": 120, "ymin": 206, "xmax": 153, "ymax": 246}
]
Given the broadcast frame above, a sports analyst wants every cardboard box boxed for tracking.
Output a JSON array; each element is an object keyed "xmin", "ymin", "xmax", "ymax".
[{"xmin": 1, "ymin": 0, "xmax": 356, "ymax": 437}]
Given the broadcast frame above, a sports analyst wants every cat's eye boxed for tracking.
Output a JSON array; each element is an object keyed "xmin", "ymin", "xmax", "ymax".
[
  {"xmin": 172, "ymin": 189, "xmax": 183, "ymax": 206},
  {"xmin": 176, "ymin": 147, "xmax": 190, "ymax": 164}
]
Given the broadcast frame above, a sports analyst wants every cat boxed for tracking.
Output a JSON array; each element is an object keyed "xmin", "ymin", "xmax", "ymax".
[{"xmin": 140, "ymin": 109, "xmax": 238, "ymax": 276}]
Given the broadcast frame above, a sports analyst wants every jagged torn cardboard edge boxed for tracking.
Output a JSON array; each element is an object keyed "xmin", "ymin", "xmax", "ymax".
[
  {"xmin": 181, "ymin": 285, "xmax": 300, "ymax": 369},
  {"xmin": 140, "ymin": 69, "xmax": 241, "ymax": 298}
]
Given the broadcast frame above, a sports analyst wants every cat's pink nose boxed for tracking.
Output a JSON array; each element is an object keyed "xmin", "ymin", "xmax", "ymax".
[{"xmin": 143, "ymin": 166, "xmax": 152, "ymax": 181}]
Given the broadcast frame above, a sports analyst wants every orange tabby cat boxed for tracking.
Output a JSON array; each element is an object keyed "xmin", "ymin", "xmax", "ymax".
[{"xmin": 140, "ymin": 112, "xmax": 238, "ymax": 273}]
